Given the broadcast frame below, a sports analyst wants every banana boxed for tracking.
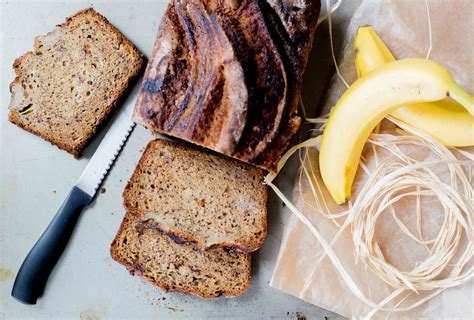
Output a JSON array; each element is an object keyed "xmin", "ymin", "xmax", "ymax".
[
  {"xmin": 355, "ymin": 26, "xmax": 474, "ymax": 147},
  {"xmin": 319, "ymin": 58, "xmax": 474, "ymax": 204},
  {"xmin": 355, "ymin": 26, "xmax": 395, "ymax": 78}
]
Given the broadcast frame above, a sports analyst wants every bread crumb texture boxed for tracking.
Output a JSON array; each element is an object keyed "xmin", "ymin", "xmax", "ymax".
[
  {"xmin": 110, "ymin": 213, "xmax": 251, "ymax": 299},
  {"xmin": 8, "ymin": 8, "xmax": 144, "ymax": 156},
  {"xmin": 123, "ymin": 139, "xmax": 267, "ymax": 252}
]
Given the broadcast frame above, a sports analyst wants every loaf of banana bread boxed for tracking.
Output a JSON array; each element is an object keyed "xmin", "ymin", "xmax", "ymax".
[{"xmin": 133, "ymin": 0, "xmax": 320, "ymax": 171}]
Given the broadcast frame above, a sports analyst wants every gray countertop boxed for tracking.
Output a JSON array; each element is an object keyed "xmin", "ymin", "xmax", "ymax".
[{"xmin": 0, "ymin": 1, "xmax": 357, "ymax": 319}]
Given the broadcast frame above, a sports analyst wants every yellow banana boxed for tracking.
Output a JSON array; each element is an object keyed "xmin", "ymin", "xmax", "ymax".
[
  {"xmin": 319, "ymin": 58, "xmax": 474, "ymax": 204},
  {"xmin": 355, "ymin": 26, "xmax": 474, "ymax": 147},
  {"xmin": 355, "ymin": 26, "xmax": 395, "ymax": 78}
]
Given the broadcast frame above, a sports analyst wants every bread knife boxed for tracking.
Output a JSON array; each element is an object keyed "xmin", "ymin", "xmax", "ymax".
[{"xmin": 11, "ymin": 77, "xmax": 143, "ymax": 305}]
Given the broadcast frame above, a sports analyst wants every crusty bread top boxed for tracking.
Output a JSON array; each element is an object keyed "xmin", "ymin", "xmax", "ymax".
[
  {"xmin": 110, "ymin": 212, "xmax": 251, "ymax": 299},
  {"xmin": 8, "ymin": 8, "xmax": 145, "ymax": 157},
  {"xmin": 123, "ymin": 139, "xmax": 267, "ymax": 252},
  {"xmin": 133, "ymin": 0, "xmax": 321, "ymax": 171}
]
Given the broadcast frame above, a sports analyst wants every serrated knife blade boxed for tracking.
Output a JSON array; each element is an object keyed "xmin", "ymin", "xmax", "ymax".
[
  {"xmin": 11, "ymin": 77, "xmax": 143, "ymax": 305},
  {"xmin": 75, "ymin": 78, "xmax": 140, "ymax": 197}
]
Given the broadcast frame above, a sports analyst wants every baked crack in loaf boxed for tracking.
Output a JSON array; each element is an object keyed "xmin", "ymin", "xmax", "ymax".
[
  {"xmin": 123, "ymin": 139, "xmax": 267, "ymax": 252},
  {"xmin": 110, "ymin": 213, "xmax": 251, "ymax": 298},
  {"xmin": 8, "ymin": 8, "xmax": 145, "ymax": 157},
  {"xmin": 134, "ymin": 0, "xmax": 320, "ymax": 171}
]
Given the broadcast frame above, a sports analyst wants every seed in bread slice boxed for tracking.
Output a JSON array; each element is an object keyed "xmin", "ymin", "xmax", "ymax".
[
  {"xmin": 8, "ymin": 8, "xmax": 145, "ymax": 157},
  {"xmin": 110, "ymin": 213, "xmax": 251, "ymax": 299},
  {"xmin": 123, "ymin": 139, "xmax": 267, "ymax": 252}
]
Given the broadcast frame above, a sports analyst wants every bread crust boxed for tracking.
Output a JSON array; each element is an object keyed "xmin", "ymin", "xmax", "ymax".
[
  {"xmin": 8, "ymin": 8, "xmax": 145, "ymax": 157},
  {"xmin": 123, "ymin": 139, "xmax": 267, "ymax": 252},
  {"xmin": 256, "ymin": 0, "xmax": 321, "ymax": 170},
  {"xmin": 133, "ymin": 0, "xmax": 321, "ymax": 171},
  {"xmin": 133, "ymin": 1, "xmax": 248, "ymax": 155},
  {"xmin": 110, "ymin": 213, "xmax": 251, "ymax": 299}
]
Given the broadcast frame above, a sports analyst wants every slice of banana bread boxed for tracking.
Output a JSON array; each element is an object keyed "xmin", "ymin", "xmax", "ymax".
[
  {"xmin": 110, "ymin": 213, "xmax": 251, "ymax": 299},
  {"xmin": 123, "ymin": 139, "xmax": 267, "ymax": 252},
  {"xmin": 8, "ymin": 8, "xmax": 145, "ymax": 157}
]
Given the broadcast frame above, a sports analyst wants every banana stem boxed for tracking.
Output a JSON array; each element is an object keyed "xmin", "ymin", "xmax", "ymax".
[{"xmin": 448, "ymin": 83, "xmax": 474, "ymax": 116}]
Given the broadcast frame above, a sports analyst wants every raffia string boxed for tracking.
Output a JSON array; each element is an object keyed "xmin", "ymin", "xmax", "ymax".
[
  {"xmin": 267, "ymin": 117, "xmax": 473, "ymax": 318},
  {"xmin": 266, "ymin": 0, "xmax": 473, "ymax": 318}
]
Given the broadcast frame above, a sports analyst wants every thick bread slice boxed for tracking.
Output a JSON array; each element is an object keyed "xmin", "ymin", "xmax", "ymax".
[
  {"xmin": 110, "ymin": 213, "xmax": 251, "ymax": 299},
  {"xmin": 123, "ymin": 139, "xmax": 267, "ymax": 252},
  {"xmin": 8, "ymin": 8, "xmax": 145, "ymax": 157}
]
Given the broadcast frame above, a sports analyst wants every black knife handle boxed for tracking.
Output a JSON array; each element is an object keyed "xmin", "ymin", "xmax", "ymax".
[{"xmin": 11, "ymin": 186, "xmax": 92, "ymax": 304}]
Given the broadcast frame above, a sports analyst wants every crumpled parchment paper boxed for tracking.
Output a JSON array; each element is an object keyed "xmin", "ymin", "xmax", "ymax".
[{"xmin": 270, "ymin": 0, "xmax": 473, "ymax": 318}]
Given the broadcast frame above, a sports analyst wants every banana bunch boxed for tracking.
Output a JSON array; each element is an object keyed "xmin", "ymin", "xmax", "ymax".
[
  {"xmin": 355, "ymin": 26, "xmax": 474, "ymax": 147},
  {"xmin": 319, "ymin": 27, "xmax": 474, "ymax": 205}
]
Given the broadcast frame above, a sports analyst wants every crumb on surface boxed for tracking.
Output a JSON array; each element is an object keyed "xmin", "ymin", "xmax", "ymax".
[
  {"xmin": 296, "ymin": 312, "xmax": 307, "ymax": 320},
  {"xmin": 166, "ymin": 307, "xmax": 183, "ymax": 312}
]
